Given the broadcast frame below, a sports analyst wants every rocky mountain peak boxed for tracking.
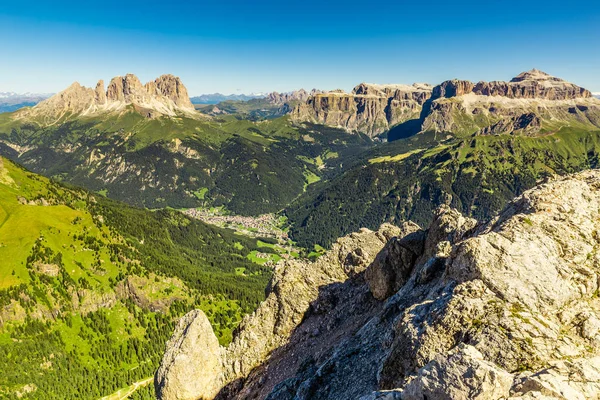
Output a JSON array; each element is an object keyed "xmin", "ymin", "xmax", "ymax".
[
  {"xmin": 267, "ymin": 89, "xmax": 320, "ymax": 105},
  {"xmin": 290, "ymin": 82, "xmax": 432, "ymax": 137},
  {"xmin": 15, "ymin": 73, "xmax": 197, "ymax": 123},
  {"xmin": 148, "ymin": 74, "xmax": 194, "ymax": 109}
]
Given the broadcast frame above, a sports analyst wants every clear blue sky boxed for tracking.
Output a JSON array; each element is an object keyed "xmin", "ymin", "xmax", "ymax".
[{"xmin": 1, "ymin": 0, "xmax": 599, "ymax": 95}]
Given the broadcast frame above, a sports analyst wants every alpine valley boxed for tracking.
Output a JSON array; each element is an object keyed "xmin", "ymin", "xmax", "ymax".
[{"xmin": 2, "ymin": 68, "xmax": 600, "ymax": 400}]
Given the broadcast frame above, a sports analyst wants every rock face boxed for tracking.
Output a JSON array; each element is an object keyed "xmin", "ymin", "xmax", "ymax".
[
  {"xmin": 422, "ymin": 69, "xmax": 600, "ymax": 135},
  {"xmin": 155, "ymin": 310, "xmax": 224, "ymax": 400},
  {"xmin": 431, "ymin": 70, "xmax": 592, "ymax": 101},
  {"xmin": 16, "ymin": 73, "xmax": 196, "ymax": 123},
  {"xmin": 400, "ymin": 344, "xmax": 514, "ymax": 400},
  {"xmin": 290, "ymin": 83, "xmax": 433, "ymax": 137},
  {"xmin": 364, "ymin": 222, "xmax": 425, "ymax": 300},
  {"xmin": 157, "ymin": 169, "xmax": 600, "ymax": 400},
  {"xmin": 291, "ymin": 70, "xmax": 600, "ymax": 138},
  {"xmin": 266, "ymin": 89, "xmax": 321, "ymax": 105},
  {"xmin": 157, "ymin": 224, "xmax": 402, "ymax": 399}
]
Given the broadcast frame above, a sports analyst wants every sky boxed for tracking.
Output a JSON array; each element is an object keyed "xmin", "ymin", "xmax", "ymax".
[{"xmin": 0, "ymin": 0, "xmax": 599, "ymax": 95}]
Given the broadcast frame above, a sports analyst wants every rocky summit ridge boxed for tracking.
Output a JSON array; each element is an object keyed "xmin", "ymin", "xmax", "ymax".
[
  {"xmin": 156, "ymin": 168, "xmax": 600, "ymax": 400},
  {"xmin": 290, "ymin": 82, "xmax": 432, "ymax": 137},
  {"xmin": 290, "ymin": 69, "xmax": 600, "ymax": 137},
  {"xmin": 15, "ymin": 73, "xmax": 196, "ymax": 123}
]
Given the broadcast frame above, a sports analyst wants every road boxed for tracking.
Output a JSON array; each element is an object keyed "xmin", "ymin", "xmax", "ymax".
[{"xmin": 99, "ymin": 377, "xmax": 153, "ymax": 400}]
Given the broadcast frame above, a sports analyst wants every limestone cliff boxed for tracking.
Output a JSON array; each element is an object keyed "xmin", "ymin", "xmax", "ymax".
[
  {"xmin": 15, "ymin": 73, "xmax": 197, "ymax": 124},
  {"xmin": 266, "ymin": 89, "xmax": 321, "ymax": 105},
  {"xmin": 290, "ymin": 83, "xmax": 432, "ymax": 137},
  {"xmin": 157, "ymin": 169, "xmax": 600, "ymax": 399},
  {"xmin": 290, "ymin": 70, "xmax": 600, "ymax": 138},
  {"xmin": 422, "ymin": 69, "xmax": 600, "ymax": 135}
]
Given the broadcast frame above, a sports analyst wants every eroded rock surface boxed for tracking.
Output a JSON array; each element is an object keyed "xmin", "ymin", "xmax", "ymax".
[
  {"xmin": 16, "ymin": 73, "xmax": 196, "ymax": 123},
  {"xmin": 158, "ymin": 170, "xmax": 600, "ymax": 400},
  {"xmin": 290, "ymin": 83, "xmax": 432, "ymax": 137},
  {"xmin": 291, "ymin": 70, "xmax": 600, "ymax": 137},
  {"xmin": 155, "ymin": 310, "xmax": 224, "ymax": 400}
]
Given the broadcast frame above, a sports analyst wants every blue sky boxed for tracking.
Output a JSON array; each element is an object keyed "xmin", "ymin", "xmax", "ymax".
[{"xmin": 1, "ymin": 0, "xmax": 599, "ymax": 95}]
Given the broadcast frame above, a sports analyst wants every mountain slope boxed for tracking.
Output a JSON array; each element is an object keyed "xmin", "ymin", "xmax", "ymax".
[
  {"xmin": 157, "ymin": 170, "xmax": 600, "ymax": 399},
  {"xmin": 0, "ymin": 157, "xmax": 270, "ymax": 399},
  {"xmin": 286, "ymin": 127, "xmax": 600, "ymax": 247},
  {"xmin": 420, "ymin": 69, "xmax": 600, "ymax": 137},
  {"xmin": 0, "ymin": 101, "xmax": 374, "ymax": 214},
  {"xmin": 290, "ymin": 83, "xmax": 432, "ymax": 137}
]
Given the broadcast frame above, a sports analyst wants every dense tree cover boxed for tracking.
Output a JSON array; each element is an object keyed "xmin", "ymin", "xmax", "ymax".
[
  {"xmin": 0, "ymin": 159, "xmax": 272, "ymax": 399},
  {"xmin": 287, "ymin": 129, "xmax": 600, "ymax": 247},
  {"xmin": 0, "ymin": 112, "xmax": 374, "ymax": 215},
  {"xmin": 0, "ymin": 303, "xmax": 174, "ymax": 399},
  {"xmin": 91, "ymin": 196, "xmax": 271, "ymax": 311}
]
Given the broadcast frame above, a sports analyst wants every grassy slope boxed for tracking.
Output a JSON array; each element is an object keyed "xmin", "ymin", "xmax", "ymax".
[
  {"xmin": 0, "ymin": 157, "xmax": 271, "ymax": 399},
  {"xmin": 0, "ymin": 110, "xmax": 374, "ymax": 215}
]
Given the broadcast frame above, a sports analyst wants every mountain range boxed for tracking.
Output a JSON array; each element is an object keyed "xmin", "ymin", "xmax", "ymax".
[
  {"xmin": 190, "ymin": 93, "xmax": 266, "ymax": 105},
  {"xmin": 2, "ymin": 68, "xmax": 600, "ymax": 399},
  {"xmin": 0, "ymin": 92, "xmax": 52, "ymax": 113},
  {"xmin": 290, "ymin": 69, "xmax": 600, "ymax": 138}
]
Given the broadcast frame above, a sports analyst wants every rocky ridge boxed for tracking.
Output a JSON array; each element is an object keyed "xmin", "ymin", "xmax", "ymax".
[
  {"xmin": 290, "ymin": 70, "xmax": 600, "ymax": 138},
  {"xmin": 290, "ymin": 83, "xmax": 432, "ymax": 137},
  {"xmin": 14, "ymin": 73, "xmax": 197, "ymax": 124},
  {"xmin": 155, "ymin": 223, "xmax": 402, "ymax": 399},
  {"xmin": 157, "ymin": 169, "xmax": 600, "ymax": 399},
  {"xmin": 266, "ymin": 89, "xmax": 322, "ymax": 105}
]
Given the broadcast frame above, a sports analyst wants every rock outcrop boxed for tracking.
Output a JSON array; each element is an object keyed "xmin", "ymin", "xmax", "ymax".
[
  {"xmin": 431, "ymin": 70, "xmax": 592, "ymax": 101},
  {"xmin": 155, "ymin": 310, "xmax": 224, "ymax": 400},
  {"xmin": 15, "ymin": 73, "xmax": 196, "ymax": 123},
  {"xmin": 290, "ymin": 83, "xmax": 433, "ymax": 137},
  {"xmin": 157, "ymin": 169, "xmax": 600, "ymax": 400},
  {"xmin": 157, "ymin": 223, "xmax": 402, "ymax": 400},
  {"xmin": 266, "ymin": 89, "xmax": 321, "ymax": 105}
]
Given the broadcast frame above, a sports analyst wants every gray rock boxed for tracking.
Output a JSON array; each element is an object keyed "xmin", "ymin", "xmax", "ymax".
[
  {"xmin": 401, "ymin": 344, "xmax": 513, "ymax": 400},
  {"xmin": 155, "ymin": 310, "xmax": 223, "ymax": 400},
  {"xmin": 365, "ymin": 222, "xmax": 425, "ymax": 300}
]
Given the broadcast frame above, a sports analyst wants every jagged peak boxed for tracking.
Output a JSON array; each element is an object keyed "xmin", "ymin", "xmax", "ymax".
[
  {"xmin": 353, "ymin": 82, "xmax": 433, "ymax": 96},
  {"xmin": 15, "ymin": 73, "xmax": 198, "ymax": 123},
  {"xmin": 62, "ymin": 81, "xmax": 86, "ymax": 92}
]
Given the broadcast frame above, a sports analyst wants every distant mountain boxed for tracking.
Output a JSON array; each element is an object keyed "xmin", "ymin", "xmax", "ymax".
[
  {"xmin": 0, "ymin": 156, "xmax": 269, "ymax": 399},
  {"xmin": 285, "ymin": 70, "xmax": 600, "ymax": 247},
  {"xmin": 197, "ymin": 89, "xmax": 323, "ymax": 120},
  {"xmin": 0, "ymin": 76, "xmax": 374, "ymax": 214},
  {"xmin": 594, "ymin": 93, "xmax": 600, "ymax": 99},
  {"xmin": 291, "ymin": 83, "xmax": 432, "ymax": 137},
  {"xmin": 266, "ymin": 89, "xmax": 322, "ymax": 105},
  {"xmin": 290, "ymin": 69, "xmax": 600, "ymax": 139},
  {"xmin": 14, "ymin": 73, "xmax": 197, "ymax": 124},
  {"xmin": 190, "ymin": 93, "xmax": 265, "ymax": 104},
  {"xmin": 0, "ymin": 92, "xmax": 52, "ymax": 112}
]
